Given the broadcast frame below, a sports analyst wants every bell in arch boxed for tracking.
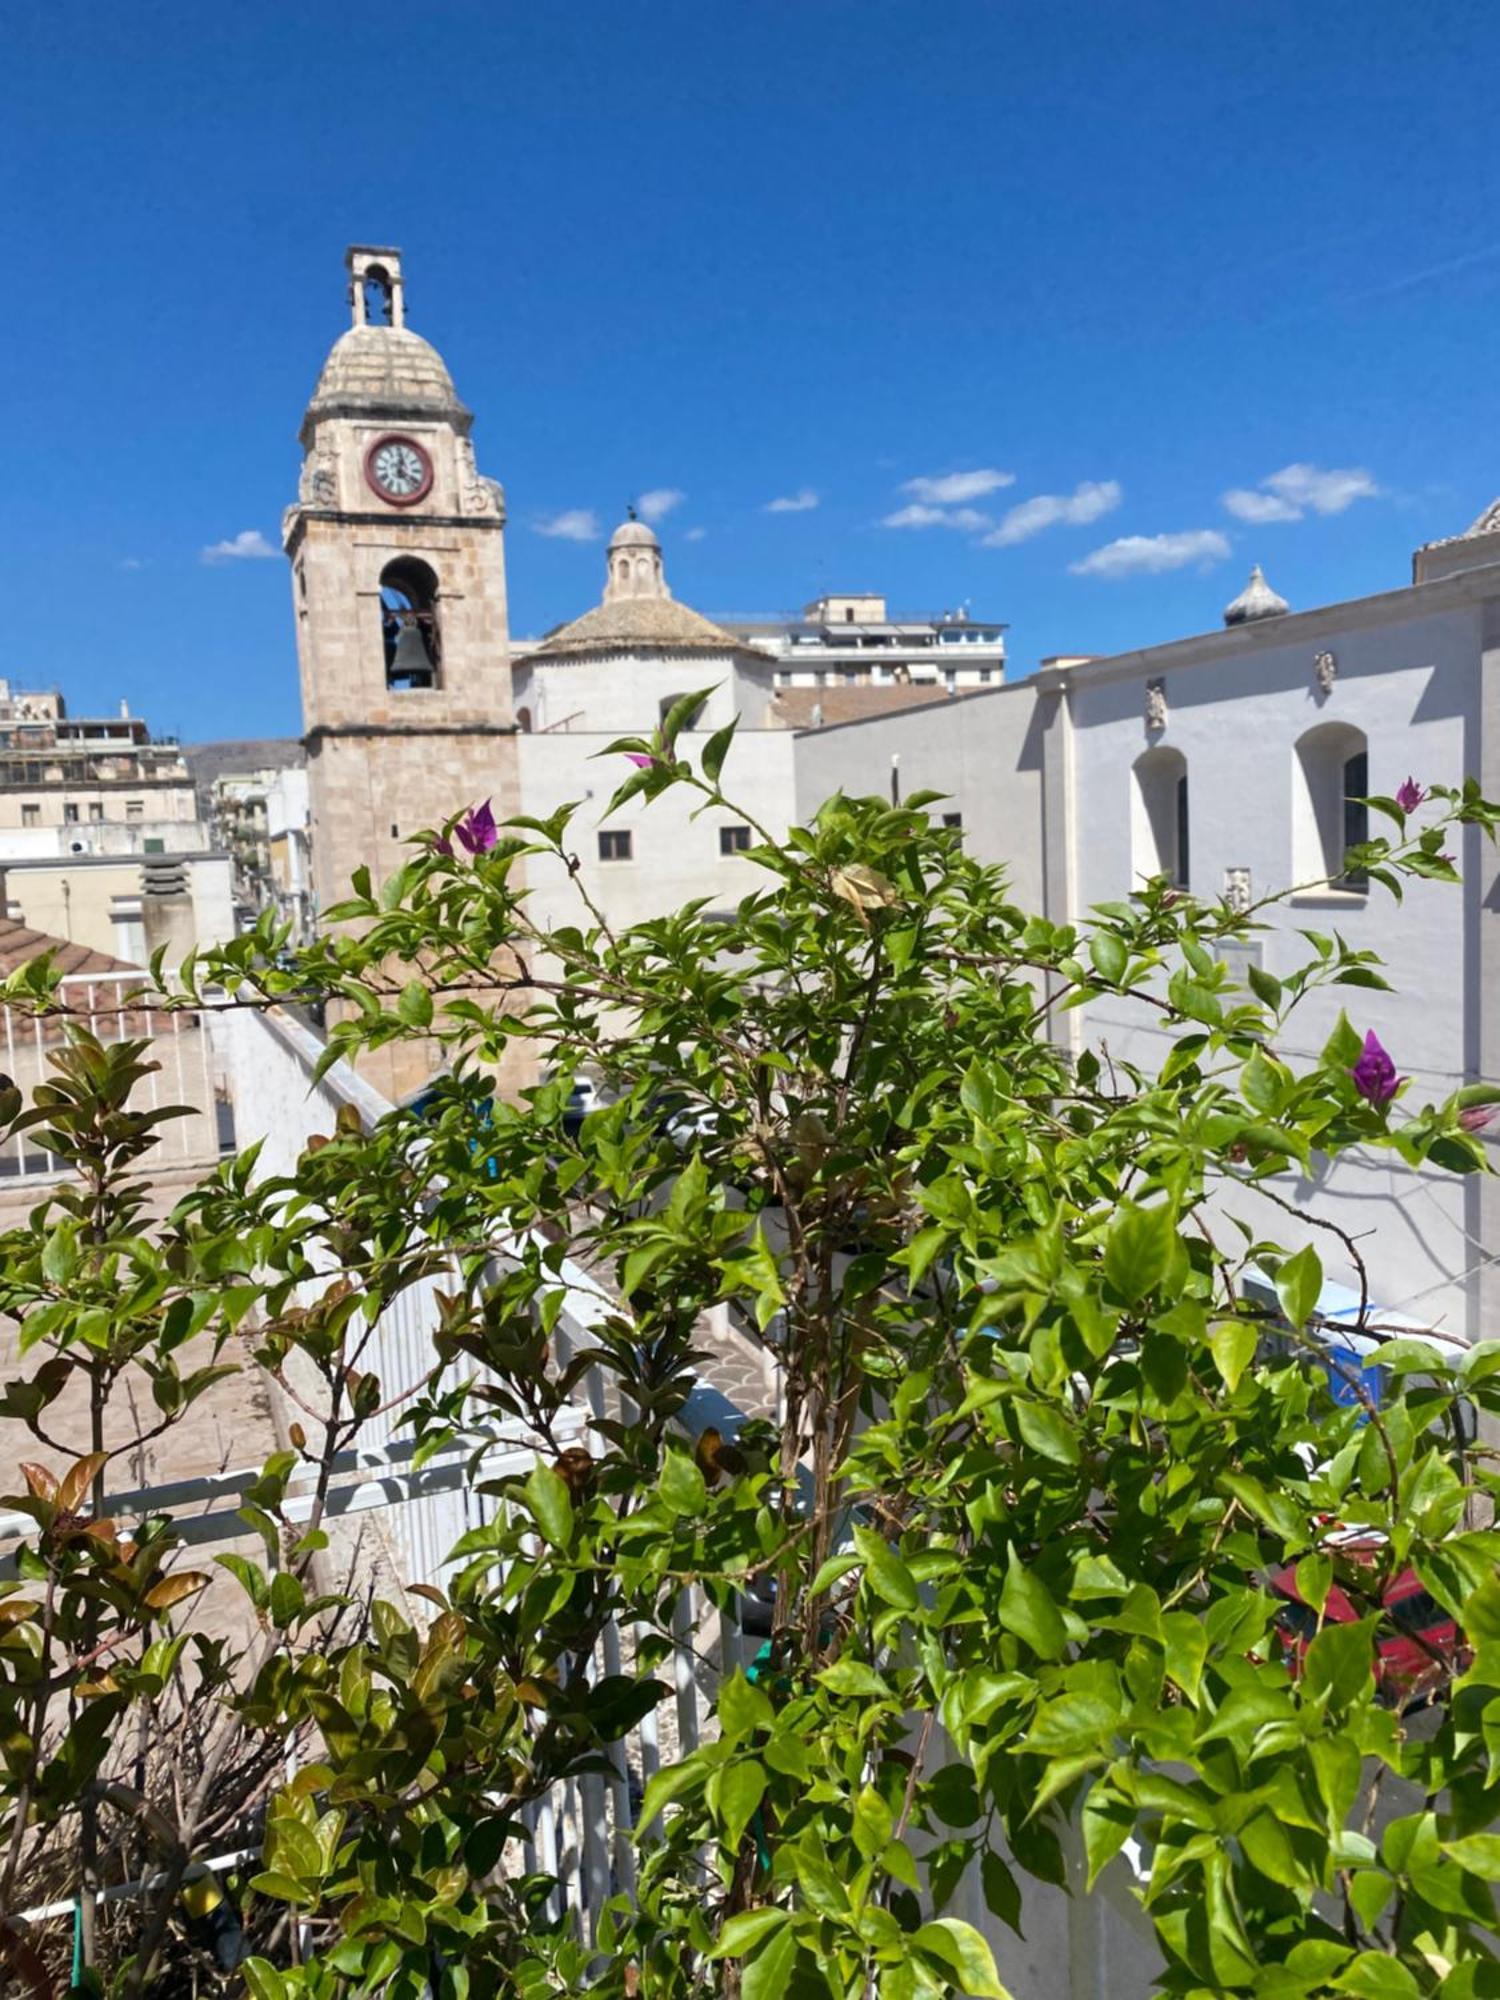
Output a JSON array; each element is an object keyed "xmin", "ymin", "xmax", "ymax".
[{"xmin": 388, "ymin": 615, "xmax": 436, "ymax": 689}]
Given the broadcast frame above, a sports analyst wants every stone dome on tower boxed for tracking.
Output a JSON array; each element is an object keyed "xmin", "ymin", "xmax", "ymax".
[{"xmin": 299, "ymin": 245, "xmax": 470, "ymax": 447}]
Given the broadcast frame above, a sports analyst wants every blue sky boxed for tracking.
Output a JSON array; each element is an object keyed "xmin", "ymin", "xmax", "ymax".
[{"xmin": 6, "ymin": 1, "xmax": 1500, "ymax": 741}]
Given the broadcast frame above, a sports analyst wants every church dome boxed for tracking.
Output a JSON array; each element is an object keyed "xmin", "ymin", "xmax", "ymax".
[
  {"xmin": 300, "ymin": 324, "xmax": 469, "ymax": 444},
  {"xmin": 1223, "ymin": 564, "xmax": 1290, "ymax": 626},
  {"xmin": 608, "ymin": 517, "xmax": 660, "ymax": 551}
]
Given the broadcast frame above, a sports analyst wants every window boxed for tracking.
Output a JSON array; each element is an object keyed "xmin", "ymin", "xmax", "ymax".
[
  {"xmin": 1341, "ymin": 748, "xmax": 1369, "ymax": 889},
  {"xmin": 20, "ymin": 802, "xmax": 38, "ymax": 826},
  {"xmin": 63, "ymin": 802, "xmax": 79, "ymax": 824},
  {"xmin": 845, "ymin": 606, "xmax": 855, "ymax": 623},
  {"xmin": 380, "ymin": 557, "xmax": 441, "ymax": 691},
  {"xmin": 88, "ymin": 802, "xmax": 104, "ymax": 822},
  {"xmin": 942, "ymin": 811, "xmax": 964, "ymax": 830},
  {"xmin": 720, "ymin": 824, "xmax": 751, "ymax": 854},
  {"xmin": 1131, "ymin": 747, "xmax": 1189, "ymax": 889},
  {"xmin": 126, "ymin": 799, "xmax": 144, "ymax": 821},
  {"xmin": 599, "ymin": 829, "xmax": 632, "ymax": 862},
  {"xmin": 1293, "ymin": 722, "xmax": 1369, "ymax": 892}
]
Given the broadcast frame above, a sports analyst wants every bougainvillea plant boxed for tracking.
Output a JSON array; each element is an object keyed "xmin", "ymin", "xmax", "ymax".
[{"xmin": 4, "ymin": 691, "xmax": 1500, "ymax": 1998}]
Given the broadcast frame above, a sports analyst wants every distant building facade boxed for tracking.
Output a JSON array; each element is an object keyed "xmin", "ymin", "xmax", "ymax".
[
  {"xmin": 0, "ymin": 680, "xmax": 232, "ymax": 965},
  {"xmin": 727, "ymin": 594, "xmax": 1006, "ymax": 694},
  {"xmin": 0, "ymin": 681, "xmax": 199, "ymax": 850}
]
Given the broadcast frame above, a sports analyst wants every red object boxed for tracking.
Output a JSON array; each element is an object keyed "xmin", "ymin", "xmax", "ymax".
[
  {"xmin": 1269, "ymin": 1553, "xmax": 1468, "ymax": 1703},
  {"xmin": 364, "ymin": 433, "xmax": 434, "ymax": 506}
]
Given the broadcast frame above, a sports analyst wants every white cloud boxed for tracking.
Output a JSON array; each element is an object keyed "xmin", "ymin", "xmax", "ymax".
[
  {"xmin": 981, "ymin": 479, "xmax": 1122, "ymax": 547},
  {"xmin": 636, "ymin": 488, "xmax": 685, "ymax": 523},
  {"xmin": 1070, "ymin": 529, "xmax": 1231, "ymax": 579},
  {"xmin": 684, "ymin": 526, "xmax": 708, "ymax": 541},
  {"xmin": 881, "ymin": 503, "xmax": 991, "ymax": 532},
  {"xmin": 118, "ymin": 557, "xmax": 146, "ymax": 571},
  {"xmin": 201, "ymin": 529, "xmax": 277, "ymax": 564},
  {"xmin": 1222, "ymin": 462, "xmax": 1380, "ymax": 524},
  {"xmin": 902, "ymin": 468, "xmax": 1015, "ymax": 505},
  {"xmin": 765, "ymin": 489, "xmax": 819, "ymax": 513},
  {"xmin": 1222, "ymin": 487, "xmax": 1302, "ymax": 524},
  {"xmin": 534, "ymin": 509, "xmax": 602, "ymax": 541}
]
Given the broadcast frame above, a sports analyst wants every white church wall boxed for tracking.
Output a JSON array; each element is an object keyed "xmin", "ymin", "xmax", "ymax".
[{"xmin": 1064, "ymin": 600, "xmax": 1484, "ymax": 1339}]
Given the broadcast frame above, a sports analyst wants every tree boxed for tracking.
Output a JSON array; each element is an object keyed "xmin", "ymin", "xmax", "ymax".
[{"xmin": 4, "ymin": 717, "xmax": 1500, "ymax": 1998}]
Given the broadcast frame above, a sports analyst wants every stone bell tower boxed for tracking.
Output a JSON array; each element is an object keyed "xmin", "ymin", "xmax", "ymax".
[{"xmin": 284, "ymin": 245, "xmax": 517, "ymax": 924}]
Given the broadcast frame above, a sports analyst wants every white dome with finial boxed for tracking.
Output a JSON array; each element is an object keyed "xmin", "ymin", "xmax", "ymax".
[{"xmin": 1224, "ymin": 564, "xmax": 1290, "ymax": 626}]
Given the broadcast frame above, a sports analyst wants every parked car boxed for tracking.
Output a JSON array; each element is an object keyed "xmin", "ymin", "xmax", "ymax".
[{"xmin": 1268, "ymin": 1547, "xmax": 1467, "ymax": 1705}]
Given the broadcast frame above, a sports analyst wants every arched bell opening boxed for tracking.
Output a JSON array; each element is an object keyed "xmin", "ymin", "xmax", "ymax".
[{"xmin": 380, "ymin": 558, "xmax": 442, "ymax": 692}]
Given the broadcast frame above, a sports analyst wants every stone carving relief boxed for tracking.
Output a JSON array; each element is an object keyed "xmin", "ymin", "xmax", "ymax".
[
  {"xmin": 299, "ymin": 444, "xmax": 337, "ymax": 507},
  {"xmin": 1314, "ymin": 649, "xmax": 1337, "ymax": 698},
  {"xmin": 457, "ymin": 438, "xmax": 503, "ymax": 518},
  {"xmin": 1223, "ymin": 866, "xmax": 1252, "ymax": 914},
  {"xmin": 1145, "ymin": 678, "xmax": 1167, "ymax": 732}
]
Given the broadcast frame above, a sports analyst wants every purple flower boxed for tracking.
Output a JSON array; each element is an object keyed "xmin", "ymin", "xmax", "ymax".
[
  {"xmin": 1395, "ymin": 776, "xmax": 1426, "ymax": 813},
  {"xmin": 1351, "ymin": 1030, "xmax": 1403, "ymax": 1107},
  {"xmin": 432, "ymin": 830, "xmax": 454, "ymax": 858},
  {"xmin": 454, "ymin": 800, "xmax": 498, "ymax": 855},
  {"xmin": 625, "ymin": 753, "xmax": 656, "ymax": 769},
  {"xmin": 1460, "ymin": 1104, "xmax": 1496, "ymax": 1134}
]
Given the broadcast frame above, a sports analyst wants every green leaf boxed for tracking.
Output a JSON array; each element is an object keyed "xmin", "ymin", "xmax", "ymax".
[
  {"xmin": 741, "ymin": 1919, "xmax": 799, "ymax": 2000},
  {"xmin": 717, "ymin": 1670, "xmax": 774, "ymax": 1743},
  {"xmin": 713, "ymin": 1908, "xmax": 790, "ymax": 1959},
  {"xmin": 1103, "ymin": 1202, "xmax": 1174, "ymax": 1305},
  {"xmin": 41, "ymin": 1223, "xmax": 79, "ymax": 1285},
  {"xmin": 716, "ymin": 1759, "xmax": 766, "ymax": 1850},
  {"xmin": 1247, "ymin": 962, "xmax": 1283, "ymax": 1008},
  {"xmin": 853, "ymin": 1526, "xmax": 920, "ymax": 1610},
  {"xmin": 637, "ymin": 1755, "xmax": 707, "ymax": 1833},
  {"xmin": 914, "ymin": 1918, "xmax": 1012, "ymax": 1997},
  {"xmin": 269, "ymin": 1571, "xmax": 305, "ymax": 1630},
  {"xmin": 1208, "ymin": 1320, "xmax": 1257, "ymax": 1393},
  {"xmin": 1088, "ymin": 930, "xmax": 1127, "ymax": 984},
  {"xmin": 1275, "ymin": 1242, "xmax": 1323, "ymax": 1329},
  {"xmin": 1014, "ymin": 1398, "xmax": 1081, "ymax": 1467},
  {"xmin": 1443, "ymin": 1832, "xmax": 1500, "ymax": 1878},
  {"xmin": 240, "ymin": 1960, "xmax": 289, "ymax": 2000},
  {"xmin": 852, "ymin": 1785, "xmax": 894, "ymax": 1859},
  {"xmin": 1303, "ymin": 1618, "xmax": 1375, "ymax": 1710},
  {"xmin": 701, "ymin": 716, "xmax": 739, "ymax": 785},
  {"xmin": 397, "ymin": 979, "xmax": 433, "ymax": 1028},
  {"xmin": 659, "ymin": 1446, "xmax": 708, "ymax": 1517},
  {"xmin": 524, "ymin": 1463, "xmax": 575, "ymax": 1547},
  {"xmin": 999, "ymin": 1548, "xmax": 1066, "ymax": 1661}
]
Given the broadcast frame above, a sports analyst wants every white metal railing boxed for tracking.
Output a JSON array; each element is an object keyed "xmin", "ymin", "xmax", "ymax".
[{"xmin": 0, "ymin": 970, "xmax": 231, "ymax": 1183}]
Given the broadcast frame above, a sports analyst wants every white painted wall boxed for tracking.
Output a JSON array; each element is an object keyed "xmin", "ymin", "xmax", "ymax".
[
  {"xmin": 1064, "ymin": 602, "xmax": 1482, "ymax": 1338},
  {"xmin": 517, "ymin": 727, "xmax": 799, "ymax": 937},
  {"xmin": 791, "ymin": 684, "xmax": 1049, "ymax": 914},
  {"xmin": 513, "ymin": 651, "xmax": 778, "ymax": 739}
]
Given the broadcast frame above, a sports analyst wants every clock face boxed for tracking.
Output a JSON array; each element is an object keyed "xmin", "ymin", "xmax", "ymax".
[{"xmin": 365, "ymin": 434, "xmax": 433, "ymax": 506}]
